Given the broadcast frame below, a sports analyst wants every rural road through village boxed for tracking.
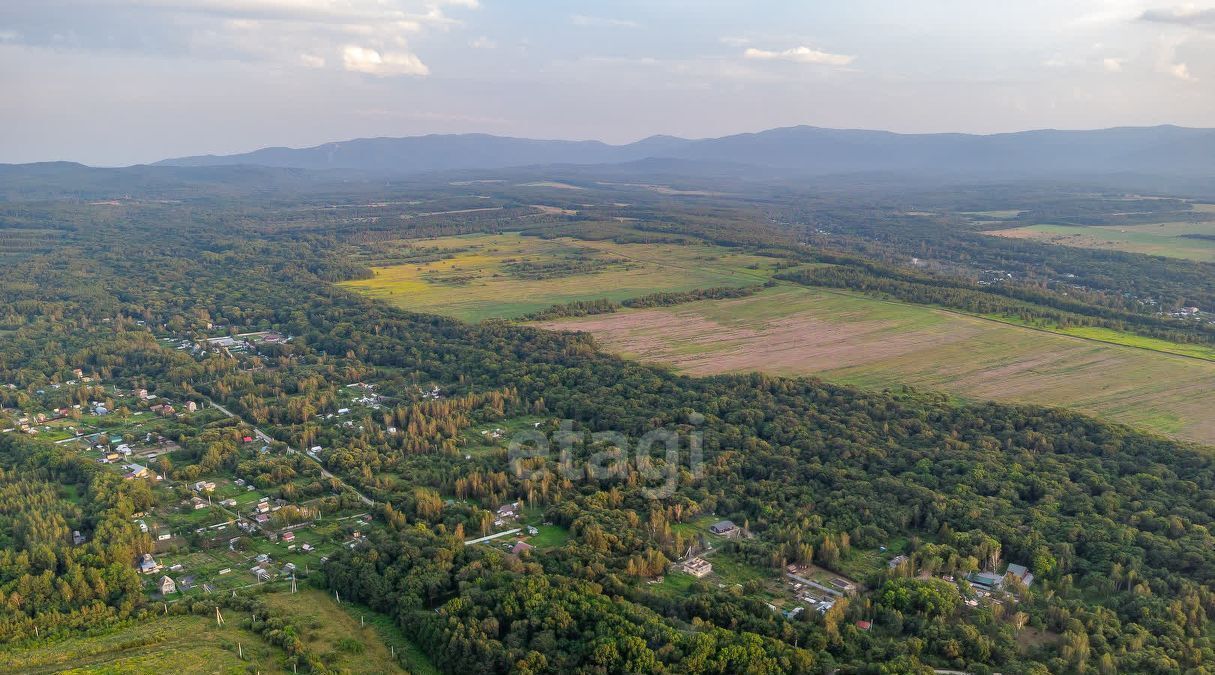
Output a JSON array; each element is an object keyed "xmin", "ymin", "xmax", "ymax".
[{"xmin": 205, "ymin": 399, "xmax": 375, "ymax": 507}]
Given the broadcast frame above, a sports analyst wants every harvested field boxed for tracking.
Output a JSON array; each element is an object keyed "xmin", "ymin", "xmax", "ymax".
[{"xmin": 538, "ymin": 286, "xmax": 1215, "ymax": 446}]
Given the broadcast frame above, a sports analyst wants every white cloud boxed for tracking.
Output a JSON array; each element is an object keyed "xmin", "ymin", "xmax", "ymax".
[
  {"xmin": 1168, "ymin": 60, "xmax": 1196, "ymax": 79},
  {"xmin": 1103, "ymin": 56, "xmax": 1125, "ymax": 71},
  {"xmin": 470, "ymin": 36, "xmax": 496, "ymax": 49},
  {"xmin": 0, "ymin": 0, "xmax": 474, "ymax": 74},
  {"xmin": 342, "ymin": 45, "xmax": 429, "ymax": 76},
  {"xmin": 743, "ymin": 46, "xmax": 854, "ymax": 66},
  {"xmin": 1155, "ymin": 34, "xmax": 1200, "ymax": 81},
  {"xmin": 1141, "ymin": 5, "xmax": 1215, "ymax": 27},
  {"xmin": 719, "ymin": 36, "xmax": 750, "ymax": 47},
  {"xmin": 571, "ymin": 15, "xmax": 638, "ymax": 28}
]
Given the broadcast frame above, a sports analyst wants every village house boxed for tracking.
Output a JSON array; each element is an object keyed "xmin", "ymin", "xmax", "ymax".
[
  {"xmin": 158, "ymin": 575, "xmax": 176, "ymax": 595},
  {"xmin": 709, "ymin": 520, "xmax": 739, "ymax": 537},
  {"xmin": 680, "ymin": 557, "xmax": 713, "ymax": 578},
  {"xmin": 124, "ymin": 463, "xmax": 150, "ymax": 480},
  {"xmin": 968, "ymin": 571, "xmax": 1004, "ymax": 592},
  {"xmin": 1005, "ymin": 563, "xmax": 1034, "ymax": 587},
  {"xmin": 280, "ymin": 531, "xmax": 296, "ymax": 543},
  {"xmin": 139, "ymin": 553, "xmax": 160, "ymax": 574},
  {"xmin": 497, "ymin": 502, "xmax": 520, "ymax": 519},
  {"xmin": 511, "ymin": 541, "xmax": 534, "ymax": 555}
]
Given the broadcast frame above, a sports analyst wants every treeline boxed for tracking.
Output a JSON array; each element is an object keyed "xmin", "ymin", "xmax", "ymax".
[
  {"xmin": 502, "ymin": 253, "xmax": 624, "ymax": 280},
  {"xmin": 522, "ymin": 284, "xmax": 770, "ymax": 321}
]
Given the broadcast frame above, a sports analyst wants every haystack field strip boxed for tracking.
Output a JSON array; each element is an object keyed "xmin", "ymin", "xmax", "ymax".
[
  {"xmin": 536, "ymin": 285, "xmax": 1215, "ymax": 446},
  {"xmin": 985, "ymin": 220, "xmax": 1215, "ymax": 262},
  {"xmin": 340, "ymin": 232, "xmax": 784, "ymax": 322}
]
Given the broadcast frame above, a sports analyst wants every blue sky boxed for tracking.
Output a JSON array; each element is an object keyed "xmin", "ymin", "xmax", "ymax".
[{"xmin": 2, "ymin": 0, "xmax": 1213, "ymax": 165}]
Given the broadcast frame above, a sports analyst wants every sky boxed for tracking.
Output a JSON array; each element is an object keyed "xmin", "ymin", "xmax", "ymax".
[{"xmin": 1, "ymin": 0, "xmax": 1213, "ymax": 165}]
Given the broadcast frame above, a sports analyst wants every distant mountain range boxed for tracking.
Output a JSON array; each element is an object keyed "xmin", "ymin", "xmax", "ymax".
[{"xmin": 155, "ymin": 125, "xmax": 1215, "ymax": 177}]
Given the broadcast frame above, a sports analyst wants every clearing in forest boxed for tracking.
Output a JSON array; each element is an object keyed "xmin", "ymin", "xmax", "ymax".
[
  {"xmin": 340, "ymin": 232, "xmax": 782, "ymax": 321},
  {"xmin": 536, "ymin": 285, "xmax": 1215, "ymax": 446}
]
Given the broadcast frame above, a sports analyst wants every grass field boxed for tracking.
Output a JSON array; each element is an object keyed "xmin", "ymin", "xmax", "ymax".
[
  {"xmin": 264, "ymin": 589, "xmax": 415, "ymax": 674},
  {"xmin": 1002, "ymin": 322, "xmax": 1215, "ymax": 361},
  {"xmin": 526, "ymin": 524, "xmax": 571, "ymax": 549},
  {"xmin": 0, "ymin": 590, "xmax": 417, "ymax": 675},
  {"xmin": 341, "ymin": 232, "xmax": 782, "ymax": 321},
  {"xmin": 985, "ymin": 220, "xmax": 1215, "ymax": 261},
  {"xmin": 0, "ymin": 614, "xmax": 283, "ymax": 674},
  {"xmin": 537, "ymin": 285, "xmax": 1215, "ymax": 446}
]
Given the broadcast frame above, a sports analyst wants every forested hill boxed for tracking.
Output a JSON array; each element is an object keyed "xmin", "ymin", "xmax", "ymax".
[
  {"xmin": 1, "ymin": 191, "xmax": 1214, "ymax": 673},
  {"xmin": 154, "ymin": 125, "xmax": 1215, "ymax": 176}
]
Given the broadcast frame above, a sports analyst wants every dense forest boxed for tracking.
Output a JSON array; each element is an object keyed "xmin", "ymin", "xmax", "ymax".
[{"xmin": 1, "ymin": 175, "xmax": 1214, "ymax": 673}]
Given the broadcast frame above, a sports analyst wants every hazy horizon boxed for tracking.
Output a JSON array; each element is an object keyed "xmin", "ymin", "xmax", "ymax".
[{"xmin": 4, "ymin": 0, "xmax": 1214, "ymax": 165}]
